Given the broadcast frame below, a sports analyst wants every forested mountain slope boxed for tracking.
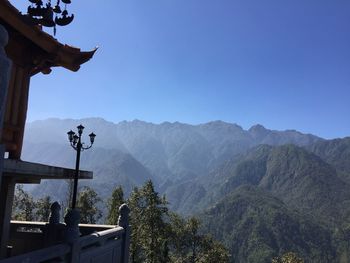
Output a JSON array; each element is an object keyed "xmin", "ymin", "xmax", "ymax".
[
  {"xmin": 306, "ymin": 137, "xmax": 350, "ymax": 183},
  {"xmin": 201, "ymin": 186, "xmax": 336, "ymax": 263}
]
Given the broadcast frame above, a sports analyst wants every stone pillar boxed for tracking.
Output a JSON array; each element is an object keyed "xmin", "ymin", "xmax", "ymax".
[
  {"xmin": 64, "ymin": 209, "xmax": 80, "ymax": 243},
  {"xmin": 0, "ymin": 24, "xmax": 12, "ymax": 259},
  {"xmin": 118, "ymin": 204, "xmax": 131, "ymax": 263},
  {"xmin": 64, "ymin": 208, "xmax": 81, "ymax": 263},
  {"xmin": 49, "ymin": 202, "xmax": 61, "ymax": 225},
  {"xmin": 45, "ymin": 202, "xmax": 65, "ymax": 245}
]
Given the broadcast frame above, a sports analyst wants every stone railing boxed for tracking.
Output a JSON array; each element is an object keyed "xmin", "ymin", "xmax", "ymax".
[
  {"xmin": 1, "ymin": 243, "xmax": 71, "ymax": 263},
  {"xmin": 8, "ymin": 221, "xmax": 48, "ymax": 256},
  {"xmin": 1, "ymin": 203, "xmax": 131, "ymax": 263}
]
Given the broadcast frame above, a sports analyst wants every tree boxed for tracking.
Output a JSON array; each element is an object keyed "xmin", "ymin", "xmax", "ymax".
[
  {"xmin": 198, "ymin": 236, "xmax": 230, "ymax": 263},
  {"xmin": 128, "ymin": 186, "xmax": 143, "ymax": 263},
  {"xmin": 272, "ymin": 252, "xmax": 304, "ymax": 263},
  {"xmin": 76, "ymin": 186, "xmax": 102, "ymax": 224},
  {"xmin": 169, "ymin": 215, "xmax": 229, "ymax": 263},
  {"xmin": 106, "ymin": 185, "xmax": 125, "ymax": 225},
  {"xmin": 106, "ymin": 181, "xmax": 230, "ymax": 263},
  {"xmin": 12, "ymin": 185, "xmax": 36, "ymax": 221},
  {"xmin": 187, "ymin": 217, "xmax": 201, "ymax": 263},
  {"xmin": 168, "ymin": 213, "xmax": 188, "ymax": 262},
  {"xmin": 36, "ymin": 196, "xmax": 51, "ymax": 222},
  {"xmin": 128, "ymin": 180, "xmax": 170, "ymax": 263}
]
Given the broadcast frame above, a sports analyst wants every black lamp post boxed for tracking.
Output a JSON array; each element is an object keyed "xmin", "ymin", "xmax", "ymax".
[{"xmin": 67, "ymin": 124, "xmax": 96, "ymax": 209}]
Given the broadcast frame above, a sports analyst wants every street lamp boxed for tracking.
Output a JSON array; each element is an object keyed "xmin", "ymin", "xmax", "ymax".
[{"xmin": 67, "ymin": 124, "xmax": 96, "ymax": 209}]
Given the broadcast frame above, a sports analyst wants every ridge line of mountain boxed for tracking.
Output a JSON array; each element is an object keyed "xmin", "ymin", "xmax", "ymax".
[{"xmin": 26, "ymin": 117, "xmax": 327, "ymax": 140}]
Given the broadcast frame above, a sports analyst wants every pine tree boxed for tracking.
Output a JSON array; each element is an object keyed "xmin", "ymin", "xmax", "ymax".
[
  {"xmin": 106, "ymin": 185, "xmax": 125, "ymax": 225},
  {"xmin": 187, "ymin": 217, "xmax": 201, "ymax": 263},
  {"xmin": 128, "ymin": 180, "xmax": 170, "ymax": 263},
  {"xmin": 36, "ymin": 196, "xmax": 51, "ymax": 222},
  {"xmin": 169, "ymin": 213, "xmax": 188, "ymax": 262},
  {"xmin": 76, "ymin": 186, "xmax": 102, "ymax": 224},
  {"xmin": 272, "ymin": 252, "xmax": 304, "ymax": 263},
  {"xmin": 12, "ymin": 185, "xmax": 36, "ymax": 221},
  {"xmin": 198, "ymin": 236, "xmax": 230, "ymax": 263},
  {"xmin": 128, "ymin": 186, "xmax": 143, "ymax": 263},
  {"xmin": 169, "ymin": 215, "xmax": 229, "ymax": 263}
]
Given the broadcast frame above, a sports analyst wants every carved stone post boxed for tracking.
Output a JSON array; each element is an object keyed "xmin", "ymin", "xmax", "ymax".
[
  {"xmin": 64, "ymin": 208, "xmax": 81, "ymax": 263},
  {"xmin": 45, "ymin": 202, "xmax": 65, "ymax": 245},
  {"xmin": 118, "ymin": 204, "xmax": 131, "ymax": 263},
  {"xmin": 49, "ymin": 202, "xmax": 61, "ymax": 225},
  {"xmin": 0, "ymin": 24, "xmax": 12, "ymax": 259},
  {"xmin": 64, "ymin": 209, "xmax": 80, "ymax": 243}
]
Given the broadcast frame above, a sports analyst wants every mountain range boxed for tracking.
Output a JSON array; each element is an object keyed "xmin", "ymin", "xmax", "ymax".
[
  {"xmin": 21, "ymin": 118, "xmax": 350, "ymax": 262},
  {"xmin": 22, "ymin": 118, "xmax": 321, "ymax": 188}
]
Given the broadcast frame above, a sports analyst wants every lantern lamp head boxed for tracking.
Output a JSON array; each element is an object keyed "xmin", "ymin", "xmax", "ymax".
[
  {"xmin": 89, "ymin": 132, "xmax": 96, "ymax": 144},
  {"xmin": 67, "ymin": 130, "xmax": 75, "ymax": 142},
  {"xmin": 77, "ymin": 124, "xmax": 84, "ymax": 135},
  {"xmin": 73, "ymin": 134, "xmax": 79, "ymax": 145}
]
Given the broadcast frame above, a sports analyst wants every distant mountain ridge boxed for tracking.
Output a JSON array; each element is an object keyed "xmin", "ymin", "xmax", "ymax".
[
  {"xmin": 21, "ymin": 118, "xmax": 350, "ymax": 262},
  {"xmin": 22, "ymin": 118, "xmax": 323, "ymax": 205},
  {"xmin": 23, "ymin": 117, "xmax": 322, "ymax": 181}
]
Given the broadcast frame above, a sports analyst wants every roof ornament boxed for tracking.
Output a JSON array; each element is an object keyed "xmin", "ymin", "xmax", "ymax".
[{"xmin": 27, "ymin": 0, "xmax": 74, "ymax": 35}]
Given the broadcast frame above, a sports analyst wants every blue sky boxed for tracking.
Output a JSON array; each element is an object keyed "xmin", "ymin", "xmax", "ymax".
[{"xmin": 12, "ymin": 0, "xmax": 350, "ymax": 139}]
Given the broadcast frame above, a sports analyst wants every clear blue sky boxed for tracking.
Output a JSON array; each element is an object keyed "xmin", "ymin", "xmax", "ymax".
[{"xmin": 12, "ymin": 0, "xmax": 350, "ymax": 139}]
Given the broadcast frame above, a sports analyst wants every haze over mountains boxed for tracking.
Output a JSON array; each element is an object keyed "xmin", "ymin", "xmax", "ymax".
[
  {"xmin": 21, "ymin": 118, "xmax": 350, "ymax": 262},
  {"xmin": 22, "ymin": 118, "xmax": 320, "ymax": 197},
  {"xmin": 23, "ymin": 118, "xmax": 321, "ymax": 177}
]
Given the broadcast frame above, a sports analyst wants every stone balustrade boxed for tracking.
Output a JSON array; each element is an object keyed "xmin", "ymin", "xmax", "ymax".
[{"xmin": 2, "ymin": 203, "xmax": 131, "ymax": 263}]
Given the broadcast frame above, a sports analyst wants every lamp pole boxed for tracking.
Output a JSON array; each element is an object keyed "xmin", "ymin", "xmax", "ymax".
[{"xmin": 67, "ymin": 124, "xmax": 96, "ymax": 209}]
